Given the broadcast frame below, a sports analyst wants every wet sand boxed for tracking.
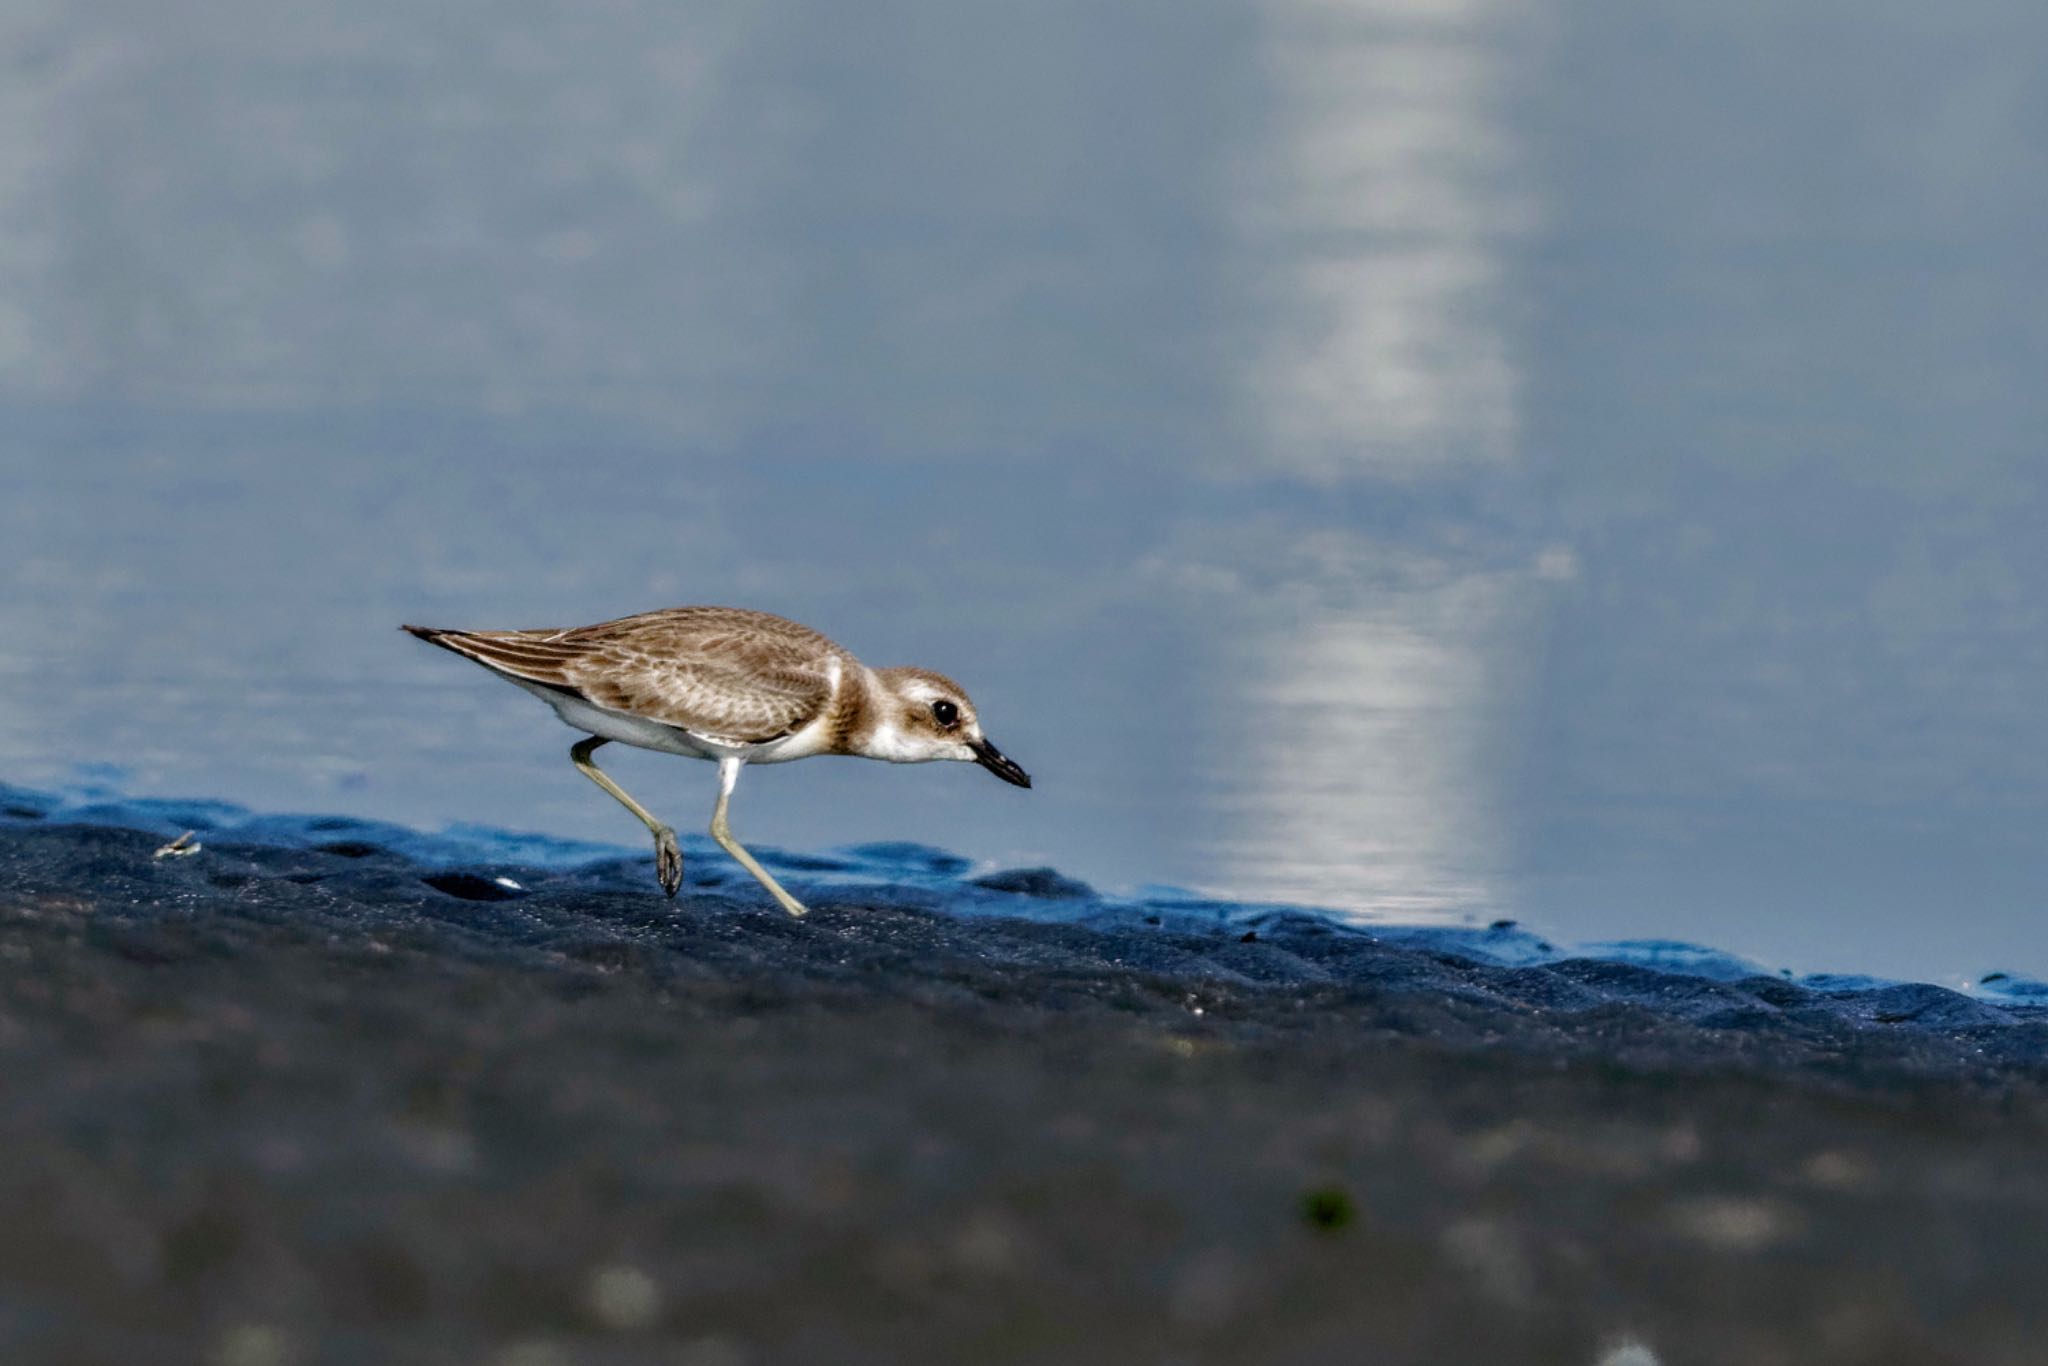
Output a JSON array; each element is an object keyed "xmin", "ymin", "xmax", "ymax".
[{"xmin": 4, "ymin": 820, "xmax": 2047, "ymax": 1365}]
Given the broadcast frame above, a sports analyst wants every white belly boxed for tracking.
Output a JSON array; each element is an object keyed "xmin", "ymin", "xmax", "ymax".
[{"xmin": 508, "ymin": 677, "xmax": 723, "ymax": 760}]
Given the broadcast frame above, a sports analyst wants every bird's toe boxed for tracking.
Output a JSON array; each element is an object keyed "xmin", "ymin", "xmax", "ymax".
[{"xmin": 654, "ymin": 828, "xmax": 683, "ymax": 897}]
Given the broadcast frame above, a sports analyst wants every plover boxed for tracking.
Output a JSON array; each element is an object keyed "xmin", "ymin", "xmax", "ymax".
[{"xmin": 403, "ymin": 607, "xmax": 1031, "ymax": 915}]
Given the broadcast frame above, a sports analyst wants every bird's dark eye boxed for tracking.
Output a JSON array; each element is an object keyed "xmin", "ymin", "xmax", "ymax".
[{"xmin": 931, "ymin": 700, "xmax": 959, "ymax": 727}]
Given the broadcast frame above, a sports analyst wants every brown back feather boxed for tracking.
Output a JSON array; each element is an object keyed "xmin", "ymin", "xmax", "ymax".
[{"xmin": 403, "ymin": 609, "xmax": 851, "ymax": 743}]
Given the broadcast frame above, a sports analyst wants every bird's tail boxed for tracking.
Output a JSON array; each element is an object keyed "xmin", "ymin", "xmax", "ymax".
[
  {"xmin": 401, "ymin": 623, "xmax": 586, "ymax": 691},
  {"xmin": 401, "ymin": 623, "xmax": 465, "ymax": 654}
]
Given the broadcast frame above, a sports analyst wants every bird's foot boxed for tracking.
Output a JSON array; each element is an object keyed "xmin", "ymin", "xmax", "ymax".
[{"xmin": 653, "ymin": 826, "xmax": 683, "ymax": 897}]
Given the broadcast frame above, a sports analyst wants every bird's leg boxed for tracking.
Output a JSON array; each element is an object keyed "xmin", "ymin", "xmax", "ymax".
[
  {"xmin": 709, "ymin": 757, "xmax": 808, "ymax": 918},
  {"xmin": 570, "ymin": 736, "xmax": 683, "ymax": 896}
]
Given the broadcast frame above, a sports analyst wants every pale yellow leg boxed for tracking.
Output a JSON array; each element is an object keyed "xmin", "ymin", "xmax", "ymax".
[
  {"xmin": 711, "ymin": 757, "xmax": 808, "ymax": 917},
  {"xmin": 570, "ymin": 736, "xmax": 683, "ymax": 896}
]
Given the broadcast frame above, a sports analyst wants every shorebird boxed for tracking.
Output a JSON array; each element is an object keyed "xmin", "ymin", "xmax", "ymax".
[{"xmin": 402, "ymin": 607, "xmax": 1031, "ymax": 915}]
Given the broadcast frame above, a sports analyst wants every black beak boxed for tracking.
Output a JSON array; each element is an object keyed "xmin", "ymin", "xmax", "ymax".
[{"xmin": 969, "ymin": 736, "xmax": 1032, "ymax": 789}]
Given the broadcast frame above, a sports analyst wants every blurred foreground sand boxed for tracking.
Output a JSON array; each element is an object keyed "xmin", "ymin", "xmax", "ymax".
[{"xmin": 3, "ymin": 824, "xmax": 2044, "ymax": 1365}]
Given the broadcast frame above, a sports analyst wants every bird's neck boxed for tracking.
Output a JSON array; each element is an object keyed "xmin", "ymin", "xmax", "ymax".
[{"xmin": 821, "ymin": 663, "xmax": 884, "ymax": 757}]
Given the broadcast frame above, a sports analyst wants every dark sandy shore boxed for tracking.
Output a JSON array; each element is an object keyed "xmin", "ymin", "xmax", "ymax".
[{"xmin": 4, "ymin": 814, "xmax": 2048, "ymax": 1366}]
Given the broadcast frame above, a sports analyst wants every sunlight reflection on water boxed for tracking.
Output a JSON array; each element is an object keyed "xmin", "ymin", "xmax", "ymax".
[{"xmin": 1200, "ymin": 0, "xmax": 1542, "ymax": 917}]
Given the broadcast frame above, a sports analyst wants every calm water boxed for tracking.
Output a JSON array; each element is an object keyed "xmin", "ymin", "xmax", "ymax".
[{"xmin": 4, "ymin": 0, "xmax": 2044, "ymax": 982}]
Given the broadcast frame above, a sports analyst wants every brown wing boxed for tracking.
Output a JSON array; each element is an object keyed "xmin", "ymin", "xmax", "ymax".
[{"xmin": 404, "ymin": 607, "xmax": 848, "ymax": 744}]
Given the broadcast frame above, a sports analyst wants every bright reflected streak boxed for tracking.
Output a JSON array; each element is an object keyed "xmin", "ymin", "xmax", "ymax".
[{"xmin": 1211, "ymin": 0, "xmax": 1537, "ymax": 919}]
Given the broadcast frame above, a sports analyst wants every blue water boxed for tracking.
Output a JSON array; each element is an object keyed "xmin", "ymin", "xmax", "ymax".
[{"xmin": 4, "ymin": 0, "xmax": 2046, "ymax": 984}]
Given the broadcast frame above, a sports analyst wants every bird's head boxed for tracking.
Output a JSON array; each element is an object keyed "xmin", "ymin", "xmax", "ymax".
[{"xmin": 868, "ymin": 667, "xmax": 1031, "ymax": 787}]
